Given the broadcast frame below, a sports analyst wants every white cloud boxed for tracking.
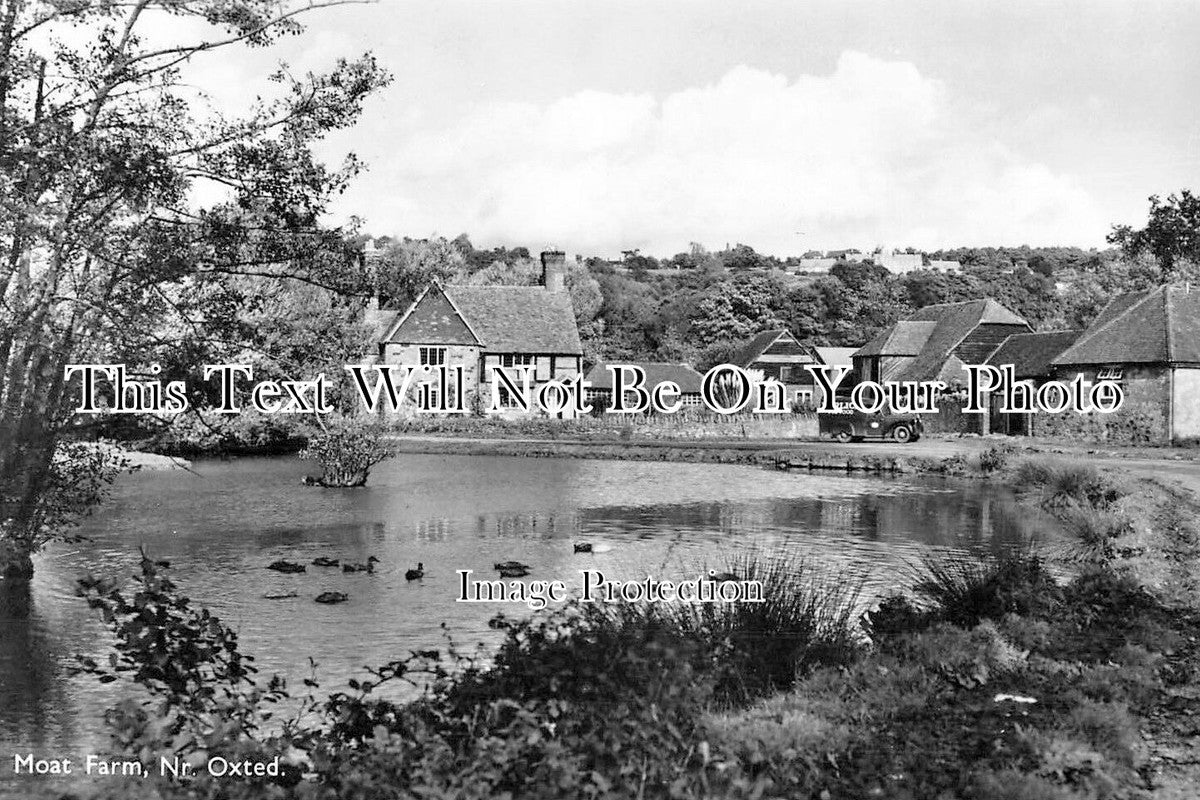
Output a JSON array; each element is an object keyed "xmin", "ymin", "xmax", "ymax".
[{"xmin": 340, "ymin": 51, "xmax": 1108, "ymax": 254}]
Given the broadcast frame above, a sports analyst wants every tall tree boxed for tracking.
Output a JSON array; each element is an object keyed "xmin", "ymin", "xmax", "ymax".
[
  {"xmin": 0, "ymin": 0, "xmax": 390, "ymax": 580},
  {"xmin": 1108, "ymin": 190, "xmax": 1200, "ymax": 281}
]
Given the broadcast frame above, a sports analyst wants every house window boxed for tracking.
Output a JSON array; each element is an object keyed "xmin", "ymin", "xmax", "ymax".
[
  {"xmin": 1097, "ymin": 366, "xmax": 1124, "ymax": 381},
  {"xmin": 501, "ymin": 354, "xmax": 534, "ymax": 368},
  {"xmin": 419, "ymin": 346, "xmax": 446, "ymax": 366}
]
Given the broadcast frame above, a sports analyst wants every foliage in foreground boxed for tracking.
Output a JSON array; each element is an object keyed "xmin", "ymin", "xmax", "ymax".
[
  {"xmin": 61, "ymin": 529, "xmax": 1198, "ymax": 800},
  {"xmin": 0, "ymin": 441, "xmax": 131, "ymax": 579}
]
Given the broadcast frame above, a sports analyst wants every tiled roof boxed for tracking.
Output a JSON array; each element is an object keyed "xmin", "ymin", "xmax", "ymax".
[
  {"xmin": 732, "ymin": 329, "xmax": 790, "ymax": 368},
  {"xmin": 446, "ymin": 285, "xmax": 582, "ymax": 354},
  {"xmin": 385, "ymin": 285, "xmax": 480, "ymax": 346},
  {"xmin": 584, "ymin": 362, "xmax": 705, "ymax": 394},
  {"xmin": 1053, "ymin": 286, "xmax": 1200, "ymax": 366},
  {"xmin": 855, "ymin": 321, "xmax": 936, "ymax": 357},
  {"xmin": 385, "ymin": 284, "xmax": 582, "ymax": 355},
  {"xmin": 894, "ymin": 300, "xmax": 1030, "ymax": 382},
  {"xmin": 986, "ymin": 330, "xmax": 1084, "ymax": 378}
]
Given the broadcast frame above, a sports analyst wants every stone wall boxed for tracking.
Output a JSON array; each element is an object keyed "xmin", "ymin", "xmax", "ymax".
[
  {"xmin": 377, "ymin": 343, "xmax": 482, "ymax": 414},
  {"xmin": 920, "ymin": 396, "xmax": 987, "ymax": 435},
  {"xmin": 1036, "ymin": 366, "xmax": 1170, "ymax": 444}
]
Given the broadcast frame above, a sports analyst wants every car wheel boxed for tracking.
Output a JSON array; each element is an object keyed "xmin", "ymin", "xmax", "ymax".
[
  {"xmin": 891, "ymin": 424, "xmax": 913, "ymax": 443},
  {"xmin": 834, "ymin": 428, "xmax": 853, "ymax": 444}
]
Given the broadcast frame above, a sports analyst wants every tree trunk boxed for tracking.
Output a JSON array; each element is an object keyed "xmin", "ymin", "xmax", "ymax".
[
  {"xmin": 318, "ymin": 468, "xmax": 368, "ymax": 488},
  {"xmin": 0, "ymin": 318, "xmax": 69, "ymax": 583},
  {"xmin": 0, "ymin": 536, "xmax": 33, "ymax": 580}
]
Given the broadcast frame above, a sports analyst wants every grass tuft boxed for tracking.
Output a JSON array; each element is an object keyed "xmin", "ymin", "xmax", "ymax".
[
  {"xmin": 909, "ymin": 549, "xmax": 1062, "ymax": 628},
  {"xmin": 660, "ymin": 550, "xmax": 867, "ymax": 700},
  {"xmin": 1012, "ymin": 459, "xmax": 1123, "ymax": 508}
]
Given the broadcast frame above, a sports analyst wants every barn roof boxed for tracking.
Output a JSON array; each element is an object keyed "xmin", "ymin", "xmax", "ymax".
[
  {"xmin": 894, "ymin": 299, "xmax": 1030, "ymax": 382},
  {"xmin": 855, "ymin": 321, "xmax": 936, "ymax": 357},
  {"xmin": 1053, "ymin": 286, "xmax": 1200, "ymax": 366},
  {"xmin": 986, "ymin": 330, "xmax": 1084, "ymax": 379},
  {"xmin": 853, "ymin": 299, "xmax": 1031, "ymax": 383}
]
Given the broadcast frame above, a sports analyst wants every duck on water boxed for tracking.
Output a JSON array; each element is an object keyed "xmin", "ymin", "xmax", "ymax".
[{"xmin": 343, "ymin": 556, "xmax": 380, "ymax": 573}]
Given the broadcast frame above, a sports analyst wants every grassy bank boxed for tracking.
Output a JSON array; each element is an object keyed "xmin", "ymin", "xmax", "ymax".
[{"xmin": 50, "ymin": 457, "xmax": 1200, "ymax": 800}]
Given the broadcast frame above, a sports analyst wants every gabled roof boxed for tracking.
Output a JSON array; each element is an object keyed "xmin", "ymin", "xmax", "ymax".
[
  {"xmin": 814, "ymin": 347, "xmax": 857, "ymax": 368},
  {"xmin": 855, "ymin": 321, "xmax": 936, "ymax": 357},
  {"xmin": 383, "ymin": 283, "xmax": 582, "ymax": 355},
  {"xmin": 895, "ymin": 299, "xmax": 1030, "ymax": 382},
  {"xmin": 383, "ymin": 284, "xmax": 482, "ymax": 346},
  {"xmin": 732, "ymin": 329, "xmax": 797, "ymax": 368},
  {"xmin": 445, "ymin": 285, "xmax": 582, "ymax": 354},
  {"xmin": 987, "ymin": 330, "xmax": 1084, "ymax": 379},
  {"xmin": 584, "ymin": 362, "xmax": 705, "ymax": 394},
  {"xmin": 1053, "ymin": 286, "xmax": 1200, "ymax": 366}
]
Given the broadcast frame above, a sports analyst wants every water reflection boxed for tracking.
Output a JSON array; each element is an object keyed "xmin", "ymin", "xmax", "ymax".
[{"xmin": 0, "ymin": 453, "xmax": 1058, "ymax": 790}]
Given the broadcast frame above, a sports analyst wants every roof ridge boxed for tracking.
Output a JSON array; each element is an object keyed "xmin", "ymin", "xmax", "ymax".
[{"xmin": 1163, "ymin": 285, "xmax": 1176, "ymax": 362}]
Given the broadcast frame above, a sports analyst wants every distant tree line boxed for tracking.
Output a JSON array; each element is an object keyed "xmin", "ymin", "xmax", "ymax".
[{"xmin": 365, "ymin": 192, "xmax": 1200, "ymax": 373}]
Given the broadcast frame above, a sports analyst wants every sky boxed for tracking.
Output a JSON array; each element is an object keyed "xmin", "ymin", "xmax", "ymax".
[{"xmin": 171, "ymin": 0, "xmax": 1200, "ymax": 257}]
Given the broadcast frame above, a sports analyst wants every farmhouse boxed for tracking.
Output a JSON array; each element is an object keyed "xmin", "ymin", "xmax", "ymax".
[
  {"xmin": 1047, "ymin": 285, "xmax": 1200, "ymax": 444},
  {"xmin": 373, "ymin": 251, "xmax": 584, "ymax": 416}
]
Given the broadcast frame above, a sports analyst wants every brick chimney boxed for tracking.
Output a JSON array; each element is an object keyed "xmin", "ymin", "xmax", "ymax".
[{"xmin": 541, "ymin": 250, "xmax": 565, "ymax": 292}]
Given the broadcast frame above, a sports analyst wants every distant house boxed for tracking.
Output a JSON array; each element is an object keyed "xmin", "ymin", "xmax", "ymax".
[
  {"xmin": 584, "ymin": 362, "xmax": 705, "ymax": 410},
  {"xmin": 1049, "ymin": 285, "xmax": 1200, "ymax": 443},
  {"xmin": 984, "ymin": 329, "xmax": 1084, "ymax": 435},
  {"xmin": 927, "ymin": 259, "xmax": 962, "ymax": 273},
  {"xmin": 373, "ymin": 251, "xmax": 583, "ymax": 416},
  {"xmin": 732, "ymin": 329, "xmax": 822, "ymax": 406},
  {"xmin": 795, "ymin": 257, "xmax": 837, "ymax": 274},
  {"xmin": 854, "ymin": 299, "xmax": 1032, "ymax": 386},
  {"xmin": 875, "ymin": 250, "xmax": 925, "ymax": 274}
]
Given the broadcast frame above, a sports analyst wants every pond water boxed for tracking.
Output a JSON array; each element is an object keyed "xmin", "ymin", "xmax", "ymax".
[{"xmin": 0, "ymin": 453, "xmax": 1058, "ymax": 791}]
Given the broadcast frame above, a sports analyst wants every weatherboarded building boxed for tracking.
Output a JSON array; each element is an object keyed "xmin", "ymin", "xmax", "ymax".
[
  {"xmin": 373, "ymin": 251, "xmax": 584, "ymax": 416},
  {"xmin": 852, "ymin": 299, "xmax": 1032, "ymax": 433},
  {"xmin": 1044, "ymin": 286, "xmax": 1200, "ymax": 444},
  {"xmin": 854, "ymin": 299, "xmax": 1032, "ymax": 386},
  {"xmin": 732, "ymin": 329, "xmax": 847, "ymax": 407},
  {"xmin": 984, "ymin": 329, "xmax": 1084, "ymax": 435}
]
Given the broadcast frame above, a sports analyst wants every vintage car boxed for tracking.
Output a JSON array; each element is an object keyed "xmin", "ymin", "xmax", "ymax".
[{"xmin": 817, "ymin": 407, "xmax": 924, "ymax": 443}]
